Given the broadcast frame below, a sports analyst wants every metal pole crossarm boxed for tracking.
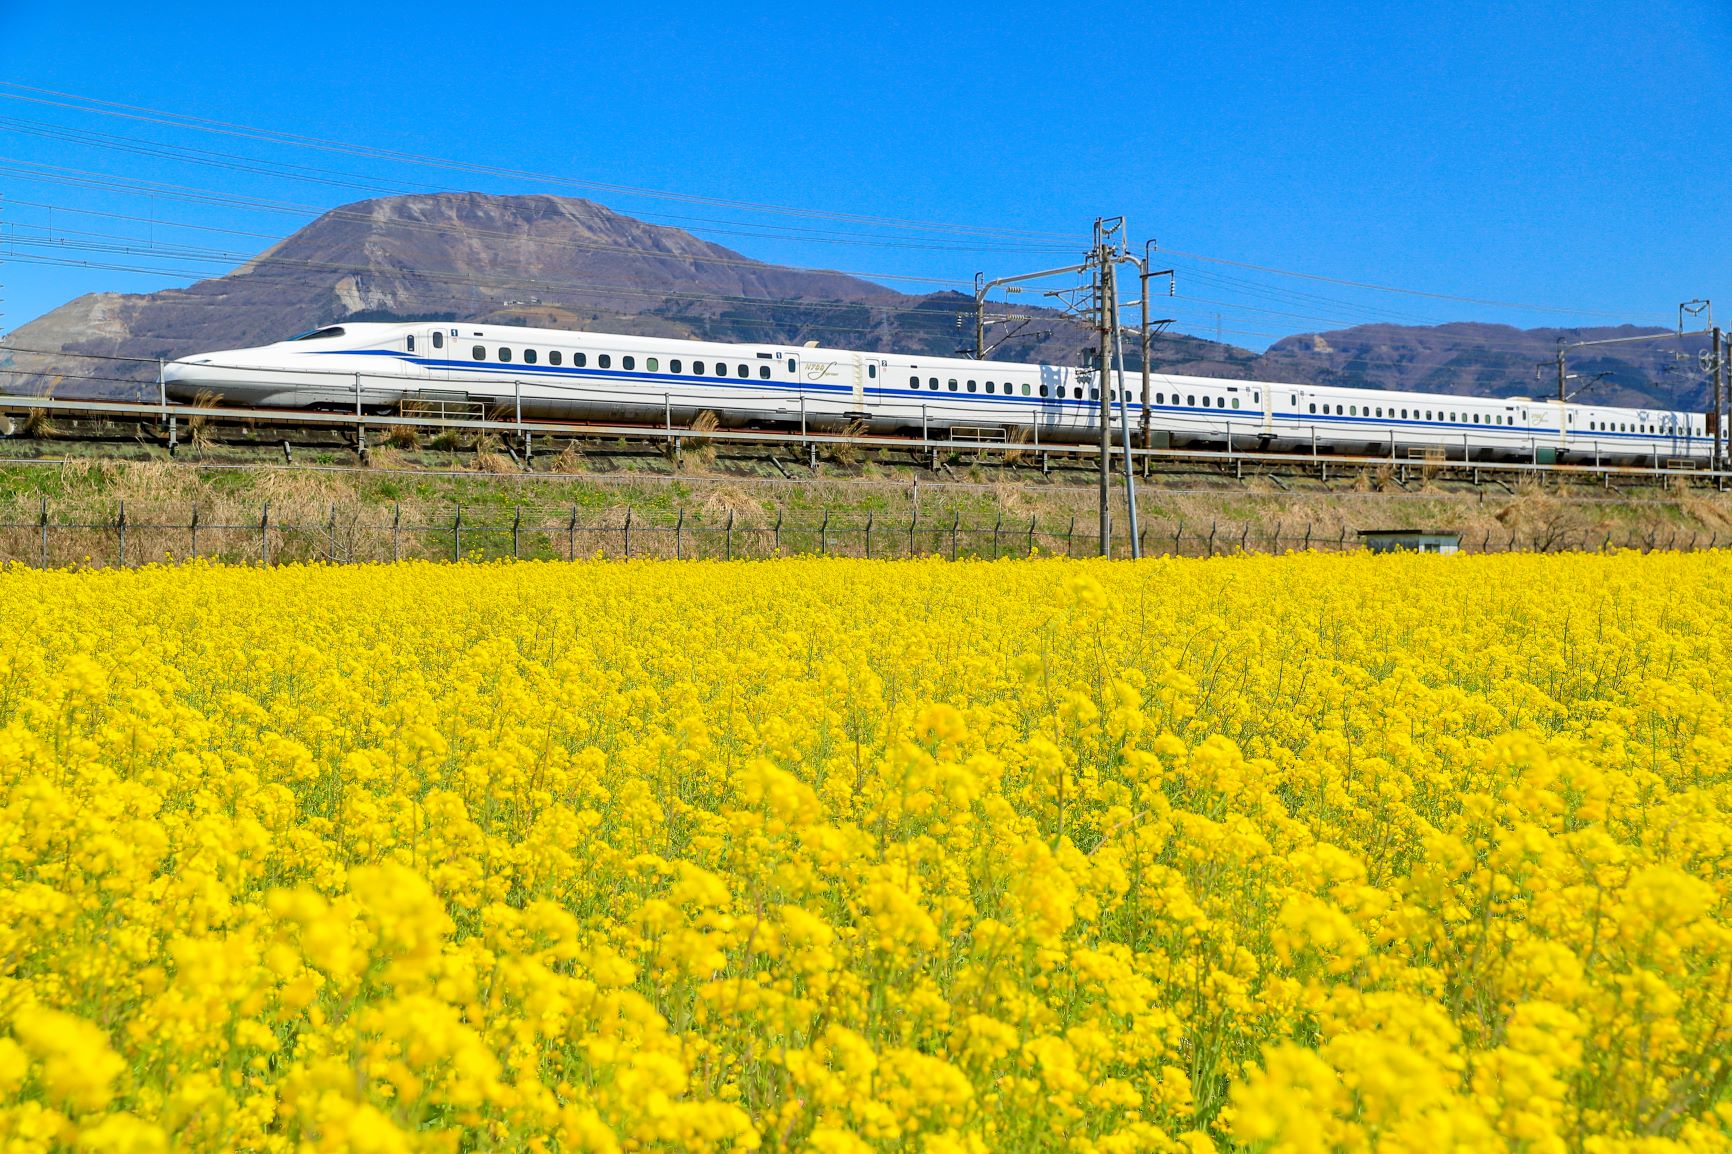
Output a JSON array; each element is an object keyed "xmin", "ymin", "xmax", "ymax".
[{"xmin": 972, "ymin": 262, "xmax": 1093, "ymax": 358}]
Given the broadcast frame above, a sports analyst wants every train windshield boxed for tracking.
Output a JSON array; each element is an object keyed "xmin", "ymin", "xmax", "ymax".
[{"xmin": 287, "ymin": 326, "xmax": 347, "ymax": 341}]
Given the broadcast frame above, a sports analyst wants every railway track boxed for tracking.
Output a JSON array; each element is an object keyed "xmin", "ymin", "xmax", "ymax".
[{"xmin": 2, "ymin": 392, "xmax": 1726, "ymax": 490}]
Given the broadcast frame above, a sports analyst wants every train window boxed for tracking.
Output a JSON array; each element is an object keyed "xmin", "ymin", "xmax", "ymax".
[
  {"xmin": 1040, "ymin": 384, "xmax": 1049, "ymax": 398},
  {"xmin": 1157, "ymin": 393, "xmax": 1165, "ymax": 404},
  {"xmin": 498, "ymin": 347, "xmax": 513, "ymax": 362},
  {"xmin": 671, "ymin": 360, "xmax": 681, "ymax": 373},
  {"xmin": 930, "ymin": 377, "xmax": 939, "ymax": 389},
  {"xmin": 407, "ymin": 335, "xmax": 416, "ymax": 352},
  {"xmin": 1472, "ymin": 414, "xmax": 1479, "ymax": 424},
  {"xmin": 716, "ymin": 363, "xmax": 729, "ymax": 378},
  {"xmin": 985, "ymin": 382, "xmax": 995, "ymax": 394},
  {"xmin": 598, "ymin": 354, "xmax": 611, "ymax": 369},
  {"xmin": 473, "ymin": 345, "xmax": 486, "ymax": 360},
  {"xmin": 623, "ymin": 356, "xmax": 635, "ymax": 370},
  {"xmin": 647, "ymin": 357, "xmax": 659, "ymax": 372},
  {"xmin": 868, "ymin": 365, "xmax": 877, "ymax": 379},
  {"xmin": 787, "ymin": 359, "xmax": 798, "ymax": 373},
  {"xmin": 1350, "ymin": 406, "xmax": 1357, "ymax": 416},
  {"xmin": 759, "ymin": 365, "xmax": 770, "ymax": 379},
  {"xmin": 1090, "ymin": 388, "xmax": 1099, "ymax": 400},
  {"xmin": 574, "ymin": 353, "xmax": 587, "ymax": 368},
  {"xmin": 524, "ymin": 349, "xmax": 538, "ymax": 364},
  {"xmin": 1337, "ymin": 405, "xmax": 1344, "ymax": 415},
  {"xmin": 948, "ymin": 379, "xmax": 958, "ymax": 392},
  {"xmin": 910, "ymin": 375, "xmax": 920, "ymax": 387},
  {"xmin": 432, "ymin": 332, "xmax": 444, "ymax": 350},
  {"xmin": 1201, "ymin": 396, "xmax": 1210, "ymax": 408},
  {"xmin": 737, "ymin": 364, "xmax": 749, "ymax": 378},
  {"xmin": 1232, "ymin": 398, "xmax": 1241, "ymax": 409},
  {"xmin": 693, "ymin": 361, "xmax": 704, "ymax": 374},
  {"xmin": 1254, "ymin": 392, "xmax": 1261, "ymax": 403},
  {"xmin": 1022, "ymin": 383, "xmax": 1031, "ymax": 396},
  {"xmin": 292, "ymin": 327, "xmax": 347, "ymax": 340},
  {"xmin": 549, "ymin": 351, "xmax": 562, "ymax": 366},
  {"xmin": 968, "ymin": 381, "xmax": 977, "ymax": 393},
  {"xmin": 1187, "ymin": 395, "xmax": 1196, "ymax": 406},
  {"xmin": 1309, "ymin": 403, "xmax": 1316, "ymax": 413}
]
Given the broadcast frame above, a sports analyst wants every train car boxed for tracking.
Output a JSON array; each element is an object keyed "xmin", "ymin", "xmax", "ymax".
[{"xmin": 163, "ymin": 320, "xmax": 1712, "ymax": 466}]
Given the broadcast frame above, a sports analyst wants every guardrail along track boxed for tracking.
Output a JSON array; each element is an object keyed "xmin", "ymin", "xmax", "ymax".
[{"xmin": 1, "ymin": 393, "xmax": 1726, "ymax": 491}]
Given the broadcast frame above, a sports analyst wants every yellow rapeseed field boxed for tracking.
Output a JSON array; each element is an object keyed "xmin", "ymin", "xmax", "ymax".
[{"xmin": 0, "ymin": 553, "xmax": 1729, "ymax": 1153}]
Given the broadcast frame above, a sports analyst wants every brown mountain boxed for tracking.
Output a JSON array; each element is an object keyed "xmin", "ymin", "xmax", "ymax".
[
  {"xmin": 2, "ymin": 194, "xmax": 1710, "ymax": 412},
  {"xmin": 1254, "ymin": 322, "xmax": 1715, "ymax": 411},
  {"xmin": 0, "ymin": 192, "xmax": 1246, "ymax": 398}
]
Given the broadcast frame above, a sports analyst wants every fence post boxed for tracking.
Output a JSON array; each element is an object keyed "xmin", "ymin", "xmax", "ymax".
[
  {"xmin": 993, "ymin": 512, "xmax": 1002, "ymax": 560},
  {"xmin": 117, "ymin": 501, "xmax": 126, "ymax": 568},
  {"xmin": 819, "ymin": 508, "xmax": 829, "ymax": 556},
  {"xmin": 1067, "ymin": 516, "xmax": 1076, "ymax": 557},
  {"xmin": 625, "ymin": 506, "xmax": 633, "ymax": 559},
  {"xmin": 676, "ymin": 507, "xmax": 685, "ymax": 559},
  {"xmin": 261, "ymin": 502, "xmax": 270, "ymax": 567},
  {"xmin": 774, "ymin": 509, "xmax": 782, "ymax": 555},
  {"xmin": 1304, "ymin": 523, "xmax": 1313, "ymax": 551},
  {"xmin": 1206, "ymin": 521, "xmax": 1216, "ymax": 558},
  {"xmin": 1028, "ymin": 515, "xmax": 1036, "ymax": 556},
  {"xmin": 190, "ymin": 505, "xmax": 199, "ymax": 560},
  {"xmin": 568, "ymin": 505, "xmax": 577, "ymax": 561},
  {"xmin": 909, "ymin": 509, "xmax": 917, "ymax": 557},
  {"xmin": 38, "ymin": 497, "xmax": 47, "ymax": 570},
  {"xmin": 950, "ymin": 511, "xmax": 959, "ymax": 561},
  {"xmin": 865, "ymin": 511, "xmax": 873, "ymax": 559},
  {"xmin": 453, "ymin": 504, "xmax": 462, "ymax": 562},
  {"xmin": 393, "ymin": 502, "xmax": 402, "ymax": 563},
  {"xmin": 725, "ymin": 509, "xmax": 735, "ymax": 561},
  {"xmin": 328, "ymin": 504, "xmax": 338, "ymax": 563},
  {"xmin": 512, "ymin": 505, "xmax": 522, "ymax": 560},
  {"xmin": 1240, "ymin": 524, "xmax": 1250, "ymax": 553},
  {"xmin": 1339, "ymin": 527, "xmax": 1348, "ymax": 552}
]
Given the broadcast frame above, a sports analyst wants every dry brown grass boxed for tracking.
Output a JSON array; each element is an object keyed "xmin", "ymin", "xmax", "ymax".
[
  {"xmin": 699, "ymin": 483, "xmax": 768, "ymax": 528},
  {"xmin": 384, "ymin": 424, "xmax": 421, "ymax": 450},
  {"xmin": 684, "ymin": 411, "xmax": 721, "ymax": 471},
  {"xmin": 825, "ymin": 419, "xmax": 870, "ymax": 468},
  {"xmin": 21, "ymin": 407, "xmax": 54, "ymax": 438},
  {"xmin": 546, "ymin": 440, "xmax": 587, "ymax": 475}
]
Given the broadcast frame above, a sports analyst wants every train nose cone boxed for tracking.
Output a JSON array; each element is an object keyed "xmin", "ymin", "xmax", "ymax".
[{"xmin": 162, "ymin": 356, "xmax": 221, "ymax": 400}]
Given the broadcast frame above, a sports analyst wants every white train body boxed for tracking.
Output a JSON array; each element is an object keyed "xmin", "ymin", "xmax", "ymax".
[{"xmin": 164, "ymin": 321, "xmax": 1713, "ymax": 464}]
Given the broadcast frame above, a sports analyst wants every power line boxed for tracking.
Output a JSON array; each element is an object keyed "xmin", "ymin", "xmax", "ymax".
[
  {"xmin": 1159, "ymin": 248, "xmax": 1645, "ymax": 323},
  {"xmin": 0, "ymin": 158, "xmax": 980, "ymax": 288},
  {"xmin": 0, "ymin": 81, "xmax": 1078, "ymax": 244}
]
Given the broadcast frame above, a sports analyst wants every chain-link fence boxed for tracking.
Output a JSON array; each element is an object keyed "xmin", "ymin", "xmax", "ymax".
[{"xmin": 0, "ymin": 501, "xmax": 1722, "ymax": 568}]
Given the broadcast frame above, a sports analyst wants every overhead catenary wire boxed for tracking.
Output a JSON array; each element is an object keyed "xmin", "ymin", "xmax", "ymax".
[
  {"xmin": 0, "ymin": 81, "xmax": 1078, "ymax": 244},
  {"xmin": 0, "ymin": 79, "xmax": 1691, "ymax": 376}
]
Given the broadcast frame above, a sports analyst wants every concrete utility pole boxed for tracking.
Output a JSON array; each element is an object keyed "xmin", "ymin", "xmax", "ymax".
[
  {"xmin": 1093, "ymin": 219, "xmax": 1119, "ymax": 557},
  {"xmin": 1715, "ymin": 325, "xmax": 1727, "ymax": 472}
]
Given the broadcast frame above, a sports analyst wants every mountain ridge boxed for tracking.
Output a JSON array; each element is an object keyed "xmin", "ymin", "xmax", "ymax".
[{"xmin": 1, "ymin": 193, "xmax": 1711, "ymax": 411}]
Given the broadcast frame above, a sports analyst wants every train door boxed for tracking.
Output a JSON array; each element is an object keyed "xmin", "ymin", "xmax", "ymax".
[
  {"xmin": 850, "ymin": 353, "xmax": 867, "ymax": 417},
  {"xmin": 408, "ymin": 327, "xmax": 448, "ymax": 380}
]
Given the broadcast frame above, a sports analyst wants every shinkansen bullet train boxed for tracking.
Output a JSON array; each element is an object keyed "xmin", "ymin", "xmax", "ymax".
[{"xmin": 163, "ymin": 321, "xmax": 1713, "ymax": 464}]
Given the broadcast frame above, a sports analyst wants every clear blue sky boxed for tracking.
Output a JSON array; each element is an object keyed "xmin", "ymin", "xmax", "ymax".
[{"xmin": 1, "ymin": 0, "xmax": 1729, "ymax": 350}]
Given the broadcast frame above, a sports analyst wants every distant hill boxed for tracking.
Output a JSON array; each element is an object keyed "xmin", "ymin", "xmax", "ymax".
[
  {"xmin": 1254, "ymin": 322, "xmax": 1714, "ymax": 411},
  {"xmin": 0, "ymin": 193, "xmax": 1713, "ymax": 411},
  {"xmin": 0, "ymin": 193, "xmax": 1246, "ymax": 398}
]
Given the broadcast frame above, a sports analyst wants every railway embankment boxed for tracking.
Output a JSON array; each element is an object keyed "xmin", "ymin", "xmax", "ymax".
[{"xmin": 1, "ymin": 445, "xmax": 1728, "ymax": 567}]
